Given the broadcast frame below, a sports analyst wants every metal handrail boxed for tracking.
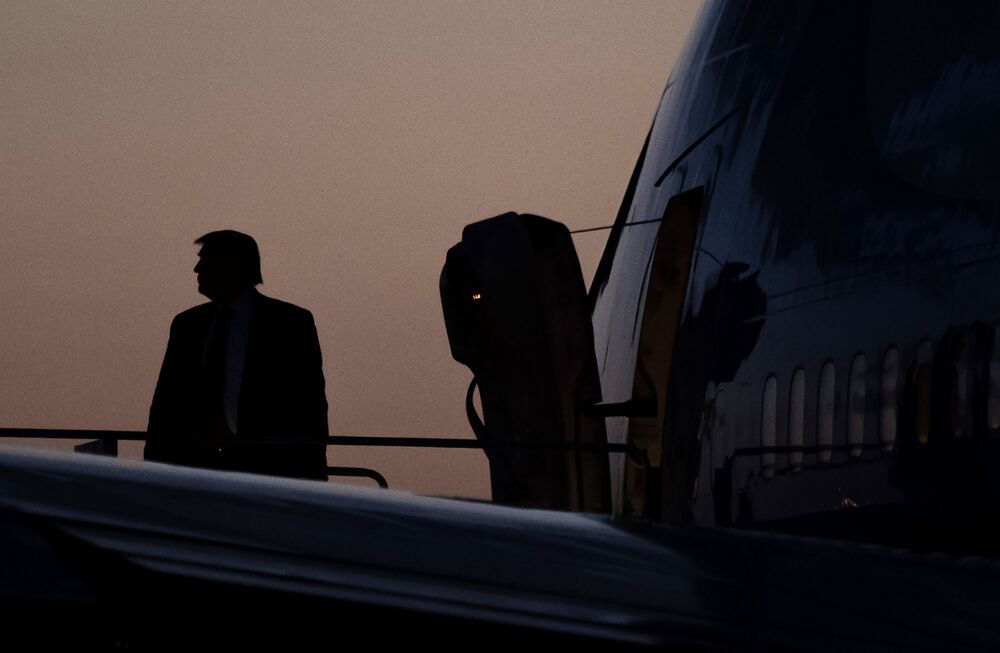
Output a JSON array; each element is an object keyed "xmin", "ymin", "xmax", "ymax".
[
  {"xmin": 0, "ymin": 427, "xmax": 650, "ymax": 489},
  {"xmin": 326, "ymin": 466, "xmax": 388, "ymax": 489}
]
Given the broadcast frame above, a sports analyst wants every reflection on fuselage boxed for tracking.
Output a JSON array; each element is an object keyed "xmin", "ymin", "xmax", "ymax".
[{"xmin": 589, "ymin": 0, "xmax": 1000, "ymax": 547}]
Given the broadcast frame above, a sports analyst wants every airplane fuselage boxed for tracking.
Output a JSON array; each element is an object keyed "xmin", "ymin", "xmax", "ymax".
[{"xmin": 591, "ymin": 0, "xmax": 1000, "ymax": 532}]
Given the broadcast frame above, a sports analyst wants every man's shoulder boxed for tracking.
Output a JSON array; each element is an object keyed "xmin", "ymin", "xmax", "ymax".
[
  {"xmin": 162, "ymin": 302, "xmax": 214, "ymax": 339},
  {"xmin": 172, "ymin": 302, "xmax": 214, "ymax": 326},
  {"xmin": 254, "ymin": 292, "xmax": 315, "ymax": 322}
]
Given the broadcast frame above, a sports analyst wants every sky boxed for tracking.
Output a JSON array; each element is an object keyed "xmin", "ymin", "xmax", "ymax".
[{"xmin": 1, "ymin": 1, "xmax": 703, "ymax": 499}]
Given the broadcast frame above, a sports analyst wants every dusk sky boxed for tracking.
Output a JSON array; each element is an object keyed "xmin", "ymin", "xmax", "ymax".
[{"xmin": 1, "ymin": 1, "xmax": 702, "ymax": 498}]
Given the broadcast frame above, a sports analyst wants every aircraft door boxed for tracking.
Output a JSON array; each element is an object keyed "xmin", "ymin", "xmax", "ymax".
[{"xmin": 623, "ymin": 187, "xmax": 703, "ymax": 519}]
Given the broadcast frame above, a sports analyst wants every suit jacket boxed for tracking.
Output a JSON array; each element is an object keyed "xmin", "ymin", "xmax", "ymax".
[{"xmin": 146, "ymin": 290, "xmax": 329, "ymax": 480}]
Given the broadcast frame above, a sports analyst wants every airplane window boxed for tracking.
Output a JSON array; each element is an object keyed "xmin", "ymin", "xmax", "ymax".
[
  {"xmin": 951, "ymin": 331, "xmax": 973, "ymax": 438},
  {"xmin": 762, "ymin": 375, "xmax": 777, "ymax": 479},
  {"xmin": 880, "ymin": 348, "xmax": 899, "ymax": 452},
  {"xmin": 915, "ymin": 341, "xmax": 933, "ymax": 445},
  {"xmin": 848, "ymin": 355, "xmax": 866, "ymax": 458},
  {"xmin": 789, "ymin": 369, "xmax": 805, "ymax": 471},
  {"xmin": 738, "ymin": 381, "xmax": 752, "ymax": 445},
  {"xmin": 990, "ymin": 327, "xmax": 1000, "ymax": 431},
  {"xmin": 818, "ymin": 362, "xmax": 835, "ymax": 463}
]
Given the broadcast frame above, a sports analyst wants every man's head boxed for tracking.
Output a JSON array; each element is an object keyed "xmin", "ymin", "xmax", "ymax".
[{"xmin": 193, "ymin": 230, "xmax": 263, "ymax": 301}]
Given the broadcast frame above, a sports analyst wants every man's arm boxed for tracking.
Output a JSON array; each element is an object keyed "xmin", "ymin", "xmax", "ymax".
[
  {"xmin": 146, "ymin": 316, "xmax": 184, "ymax": 461},
  {"xmin": 277, "ymin": 308, "xmax": 329, "ymax": 481},
  {"xmin": 297, "ymin": 310, "xmax": 329, "ymax": 437}
]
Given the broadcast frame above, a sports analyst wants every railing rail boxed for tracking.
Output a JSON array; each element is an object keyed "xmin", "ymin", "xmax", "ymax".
[{"xmin": 0, "ymin": 427, "xmax": 649, "ymax": 490}]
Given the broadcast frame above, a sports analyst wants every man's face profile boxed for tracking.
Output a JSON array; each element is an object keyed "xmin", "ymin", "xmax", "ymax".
[{"xmin": 194, "ymin": 245, "xmax": 248, "ymax": 302}]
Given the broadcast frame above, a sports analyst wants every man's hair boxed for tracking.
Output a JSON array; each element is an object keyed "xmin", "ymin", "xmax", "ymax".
[{"xmin": 194, "ymin": 230, "xmax": 263, "ymax": 285}]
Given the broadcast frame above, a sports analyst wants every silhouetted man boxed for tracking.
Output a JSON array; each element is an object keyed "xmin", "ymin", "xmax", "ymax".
[{"xmin": 145, "ymin": 230, "xmax": 329, "ymax": 480}]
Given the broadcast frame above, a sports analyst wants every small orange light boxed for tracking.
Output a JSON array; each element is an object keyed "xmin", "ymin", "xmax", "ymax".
[{"xmin": 471, "ymin": 293, "xmax": 482, "ymax": 300}]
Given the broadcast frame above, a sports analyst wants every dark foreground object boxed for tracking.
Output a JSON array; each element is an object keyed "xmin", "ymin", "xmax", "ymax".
[{"xmin": 2, "ymin": 448, "xmax": 999, "ymax": 651}]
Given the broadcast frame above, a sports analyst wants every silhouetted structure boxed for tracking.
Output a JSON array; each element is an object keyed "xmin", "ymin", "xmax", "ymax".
[
  {"xmin": 145, "ymin": 230, "xmax": 328, "ymax": 479},
  {"xmin": 441, "ymin": 213, "xmax": 611, "ymax": 513}
]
